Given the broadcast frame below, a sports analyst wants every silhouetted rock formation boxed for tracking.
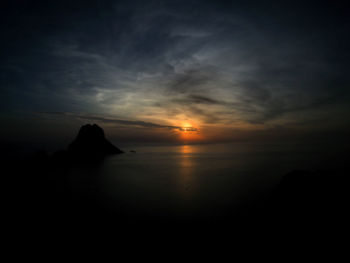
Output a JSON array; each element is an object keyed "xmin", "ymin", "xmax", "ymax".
[{"xmin": 67, "ymin": 124, "xmax": 123, "ymax": 160}]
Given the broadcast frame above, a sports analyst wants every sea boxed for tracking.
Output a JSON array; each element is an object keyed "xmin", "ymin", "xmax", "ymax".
[{"xmin": 64, "ymin": 141, "xmax": 345, "ymax": 221}]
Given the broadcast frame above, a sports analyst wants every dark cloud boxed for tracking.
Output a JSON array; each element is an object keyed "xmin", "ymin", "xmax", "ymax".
[
  {"xmin": 167, "ymin": 67, "xmax": 218, "ymax": 94},
  {"xmin": 39, "ymin": 112, "xmax": 199, "ymax": 132},
  {"xmin": 187, "ymin": 95, "xmax": 221, "ymax": 105},
  {"xmin": 172, "ymin": 94, "xmax": 224, "ymax": 105}
]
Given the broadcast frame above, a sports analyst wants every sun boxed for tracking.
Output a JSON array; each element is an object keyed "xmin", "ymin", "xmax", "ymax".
[
  {"xmin": 178, "ymin": 122, "xmax": 203, "ymax": 142},
  {"xmin": 181, "ymin": 122, "xmax": 194, "ymax": 132}
]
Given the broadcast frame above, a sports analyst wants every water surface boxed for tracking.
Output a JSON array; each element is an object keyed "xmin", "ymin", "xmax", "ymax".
[{"xmin": 83, "ymin": 142, "xmax": 342, "ymax": 220}]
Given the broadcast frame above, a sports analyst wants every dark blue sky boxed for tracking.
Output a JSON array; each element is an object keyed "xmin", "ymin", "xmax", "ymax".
[{"xmin": 1, "ymin": 0, "xmax": 349, "ymax": 144}]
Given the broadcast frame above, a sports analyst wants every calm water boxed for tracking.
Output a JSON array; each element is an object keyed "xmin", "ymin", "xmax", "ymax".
[{"xmin": 68, "ymin": 142, "xmax": 343, "ymax": 220}]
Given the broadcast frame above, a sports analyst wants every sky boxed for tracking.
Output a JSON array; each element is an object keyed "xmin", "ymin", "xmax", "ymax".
[{"xmin": 1, "ymin": 0, "xmax": 349, "ymax": 145}]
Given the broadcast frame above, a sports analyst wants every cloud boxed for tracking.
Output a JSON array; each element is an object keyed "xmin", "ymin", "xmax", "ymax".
[
  {"xmin": 2, "ymin": 0, "xmax": 350, "ymax": 133},
  {"xmin": 166, "ymin": 66, "xmax": 218, "ymax": 94},
  {"xmin": 38, "ymin": 112, "xmax": 199, "ymax": 132},
  {"xmin": 174, "ymin": 94, "xmax": 224, "ymax": 105}
]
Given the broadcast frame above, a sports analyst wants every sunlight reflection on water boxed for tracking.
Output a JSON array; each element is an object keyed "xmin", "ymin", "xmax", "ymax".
[{"xmin": 179, "ymin": 145, "xmax": 195, "ymax": 199}]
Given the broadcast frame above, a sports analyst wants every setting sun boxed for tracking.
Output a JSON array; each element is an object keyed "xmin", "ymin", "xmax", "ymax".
[{"xmin": 177, "ymin": 122, "xmax": 203, "ymax": 142}]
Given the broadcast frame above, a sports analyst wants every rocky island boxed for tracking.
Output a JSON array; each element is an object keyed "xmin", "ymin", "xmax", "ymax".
[
  {"xmin": 52, "ymin": 124, "xmax": 123, "ymax": 164},
  {"xmin": 69, "ymin": 124, "xmax": 123, "ymax": 155}
]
